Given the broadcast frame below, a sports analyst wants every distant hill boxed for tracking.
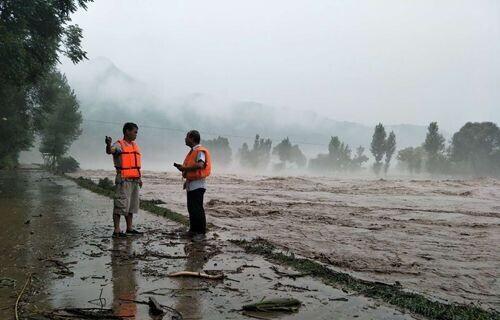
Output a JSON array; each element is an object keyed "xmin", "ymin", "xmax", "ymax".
[{"xmin": 59, "ymin": 57, "xmax": 435, "ymax": 170}]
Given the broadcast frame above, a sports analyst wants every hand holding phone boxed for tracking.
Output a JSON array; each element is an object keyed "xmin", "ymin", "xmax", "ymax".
[{"xmin": 173, "ymin": 163, "xmax": 183, "ymax": 171}]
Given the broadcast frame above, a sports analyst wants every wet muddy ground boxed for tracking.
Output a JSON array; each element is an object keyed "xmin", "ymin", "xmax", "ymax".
[
  {"xmin": 0, "ymin": 169, "xmax": 418, "ymax": 319},
  {"xmin": 71, "ymin": 170, "xmax": 500, "ymax": 311}
]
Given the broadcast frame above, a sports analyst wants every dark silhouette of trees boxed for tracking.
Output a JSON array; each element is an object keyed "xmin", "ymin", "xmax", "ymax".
[
  {"xmin": 37, "ymin": 71, "xmax": 82, "ymax": 172},
  {"xmin": 423, "ymin": 122, "xmax": 446, "ymax": 173},
  {"xmin": 239, "ymin": 135, "xmax": 272, "ymax": 169},
  {"xmin": 370, "ymin": 123, "xmax": 387, "ymax": 175},
  {"xmin": 351, "ymin": 146, "xmax": 369, "ymax": 170},
  {"xmin": 450, "ymin": 122, "xmax": 500, "ymax": 175},
  {"xmin": 310, "ymin": 136, "xmax": 367, "ymax": 172},
  {"xmin": 384, "ymin": 131, "xmax": 396, "ymax": 174},
  {"xmin": 397, "ymin": 146, "xmax": 424, "ymax": 174},
  {"xmin": 273, "ymin": 137, "xmax": 307, "ymax": 168},
  {"xmin": 370, "ymin": 124, "xmax": 397, "ymax": 175},
  {"xmin": 203, "ymin": 136, "xmax": 232, "ymax": 167}
]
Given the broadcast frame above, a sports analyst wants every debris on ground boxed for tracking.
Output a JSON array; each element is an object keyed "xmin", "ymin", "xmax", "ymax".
[
  {"xmin": 242, "ymin": 297, "xmax": 302, "ymax": 313},
  {"xmin": 168, "ymin": 271, "xmax": 224, "ymax": 280},
  {"xmin": 42, "ymin": 258, "xmax": 75, "ymax": 276},
  {"xmin": 270, "ymin": 266, "xmax": 310, "ymax": 279},
  {"xmin": 43, "ymin": 307, "xmax": 125, "ymax": 319}
]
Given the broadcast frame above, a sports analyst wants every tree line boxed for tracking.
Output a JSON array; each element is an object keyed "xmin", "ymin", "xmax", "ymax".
[
  {"xmin": 398, "ymin": 121, "xmax": 500, "ymax": 176},
  {"xmin": 204, "ymin": 120, "xmax": 500, "ymax": 177},
  {"xmin": 0, "ymin": 1, "xmax": 88, "ymax": 172}
]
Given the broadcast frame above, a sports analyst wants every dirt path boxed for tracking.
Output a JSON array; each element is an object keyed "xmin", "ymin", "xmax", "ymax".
[
  {"xmin": 72, "ymin": 170, "xmax": 500, "ymax": 311},
  {"xmin": 0, "ymin": 169, "xmax": 417, "ymax": 319}
]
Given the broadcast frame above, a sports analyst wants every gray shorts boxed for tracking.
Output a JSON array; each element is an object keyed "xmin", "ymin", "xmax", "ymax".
[{"xmin": 113, "ymin": 175, "xmax": 140, "ymax": 216}]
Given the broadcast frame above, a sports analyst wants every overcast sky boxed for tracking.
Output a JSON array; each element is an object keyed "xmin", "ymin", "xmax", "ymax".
[{"xmin": 62, "ymin": 0, "xmax": 500, "ymax": 131}]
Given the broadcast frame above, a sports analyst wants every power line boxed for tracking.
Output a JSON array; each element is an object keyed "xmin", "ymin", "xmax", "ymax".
[{"xmin": 83, "ymin": 119, "xmax": 331, "ymax": 147}]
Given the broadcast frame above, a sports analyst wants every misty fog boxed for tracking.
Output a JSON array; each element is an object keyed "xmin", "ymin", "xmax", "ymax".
[{"xmin": 20, "ymin": 0, "xmax": 500, "ymax": 176}]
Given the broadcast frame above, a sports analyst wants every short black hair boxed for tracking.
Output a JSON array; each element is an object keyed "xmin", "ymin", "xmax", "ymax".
[
  {"xmin": 123, "ymin": 122, "xmax": 138, "ymax": 134},
  {"xmin": 187, "ymin": 130, "xmax": 201, "ymax": 144}
]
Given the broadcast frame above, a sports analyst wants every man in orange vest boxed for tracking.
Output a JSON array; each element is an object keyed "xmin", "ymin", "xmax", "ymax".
[
  {"xmin": 174, "ymin": 130, "xmax": 212, "ymax": 239},
  {"xmin": 105, "ymin": 122, "xmax": 143, "ymax": 238}
]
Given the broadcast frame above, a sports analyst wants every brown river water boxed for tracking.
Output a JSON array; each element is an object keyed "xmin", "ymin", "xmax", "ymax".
[
  {"xmin": 72, "ymin": 169, "xmax": 500, "ymax": 311},
  {"xmin": 0, "ymin": 169, "xmax": 417, "ymax": 319}
]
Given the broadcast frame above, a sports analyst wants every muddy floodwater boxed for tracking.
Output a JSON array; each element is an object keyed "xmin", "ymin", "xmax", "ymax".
[
  {"xmin": 0, "ymin": 169, "xmax": 418, "ymax": 319},
  {"xmin": 72, "ymin": 170, "xmax": 500, "ymax": 311}
]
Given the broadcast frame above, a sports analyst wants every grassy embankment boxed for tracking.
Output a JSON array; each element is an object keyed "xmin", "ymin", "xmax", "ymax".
[{"xmin": 69, "ymin": 175, "xmax": 499, "ymax": 320}]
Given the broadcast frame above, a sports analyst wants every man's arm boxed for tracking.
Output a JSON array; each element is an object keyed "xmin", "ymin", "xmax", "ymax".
[
  {"xmin": 178, "ymin": 151, "xmax": 206, "ymax": 172},
  {"xmin": 181, "ymin": 161, "xmax": 205, "ymax": 172}
]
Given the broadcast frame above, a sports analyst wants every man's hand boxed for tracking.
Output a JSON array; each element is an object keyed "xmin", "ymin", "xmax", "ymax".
[
  {"xmin": 173, "ymin": 163, "xmax": 184, "ymax": 172},
  {"xmin": 105, "ymin": 136, "xmax": 114, "ymax": 154}
]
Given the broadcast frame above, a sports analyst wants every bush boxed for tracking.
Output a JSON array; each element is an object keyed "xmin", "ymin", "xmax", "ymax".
[
  {"xmin": 97, "ymin": 177, "xmax": 114, "ymax": 191},
  {"xmin": 57, "ymin": 156, "xmax": 80, "ymax": 173}
]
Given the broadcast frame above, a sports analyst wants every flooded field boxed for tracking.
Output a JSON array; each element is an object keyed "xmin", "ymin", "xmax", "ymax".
[
  {"xmin": 72, "ymin": 170, "xmax": 500, "ymax": 311},
  {"xmin": 0, "ymin": 169, "xmax": 418, "ymax": 319}
]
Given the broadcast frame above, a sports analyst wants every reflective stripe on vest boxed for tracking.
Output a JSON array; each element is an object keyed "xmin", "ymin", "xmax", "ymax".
[
  {"xmin": 183, "ymin": 146, "xmax": 212, "ymax": 181},
  {"xmin": 116, "ymin": 140, "xmax": 141, "ymax": 179}
]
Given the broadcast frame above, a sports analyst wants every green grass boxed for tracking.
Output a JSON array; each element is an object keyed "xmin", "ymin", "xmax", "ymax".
[
  {"xmin": 231, "ymin": 238, "xmax": 499, "ymax": 320},
  {"xmin": 68, "ymin": 175, "xmax": 499, "ymax": 320}
]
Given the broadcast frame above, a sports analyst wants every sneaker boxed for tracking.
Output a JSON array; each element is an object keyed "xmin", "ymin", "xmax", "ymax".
[
  {"xmin": 126, "ymin": 229, "xmax": 143, "ymax": 236},
  {"xmin": 112, "ymin": 232, "xmax": 127, "ymax": 238}
]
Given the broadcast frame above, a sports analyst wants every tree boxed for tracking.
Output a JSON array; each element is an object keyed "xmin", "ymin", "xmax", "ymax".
[
  {"xmin": 0, "ymin": 86, "xmax": 34, "ymax": 168},
  {"xmin": 203, "ymin": 136, "xmax": 232, "ymax": 167},
  {"xmin": 239, "ymin": 135, "xmax": 272, "ymax": 169},
  {"xmin": 239, "ymin": 142, "xmax": 251, "ymax": 167},
  {"xmin": 310, "ymin": 137, "xmax": 366, "ymax": 172},
  {"xmin": 328, "ymin": 136, "xmax": 352, "ymax": 169},
  {"xmin": 58, "ymin": 156, "xmax": 80, "ymax": 173},
  {"xmin": 423, "ymin": 122, "xmax": 446, "ymax": 173},
  {"xmin": 273, "ymin": 137, "xmax": 293, "ymax": 163},
  {"xmin": 273, "ymin": 137, "xmax": 307, "ymax": 168},
  {"xmin": 290, "ymin": 145, "xmax": 307, "ymax": 167},
  {"xmin": 397, "ymin": 146, "xmax": 424, "ymax": 174},
  {"xmin": 450, "ymin": 122, "xmax": 500, "ymax": 175},
  {"xmin": 384, "ymin": 131, "xmax": 396, "ymax": 173},
  {"xmin": 0, "ymin": 0, "xmax": 90, "ymax": 168},
  {"xmin": 370, "ymin": 123, "xmax": 387, "ymax": 175},
  {"xmin": 351, "ymin": 146, "xmax": 369, "ymax": 170},
  {"xmin": 38, "ymin": 71, "xmax": 82, "ymax": 171}
]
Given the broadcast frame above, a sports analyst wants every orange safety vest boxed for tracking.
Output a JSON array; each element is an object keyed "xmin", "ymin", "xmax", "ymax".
[
  {"xmin": 116, "ymin": 139, "xmax": 141, "ymax": 179},
  {"xmin": 183, "ymin": 146, "xmax": 212, "ymax": 181}
]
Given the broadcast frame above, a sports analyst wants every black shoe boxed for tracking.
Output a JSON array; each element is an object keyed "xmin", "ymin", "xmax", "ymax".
[
  {"xmin": 112, "ymin": 232, "xmax": 127, "ymax": 238},
  {"xmin": 180, "ymin": 230, "xmax": 195, "ymax": 238},
  {"xmin": 126, "ymin": 229, "xmax": 143, "ymax": 236},
  {"xmin": 192, "ymin": 233, "xmax": 206, "ymax": 242}
]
